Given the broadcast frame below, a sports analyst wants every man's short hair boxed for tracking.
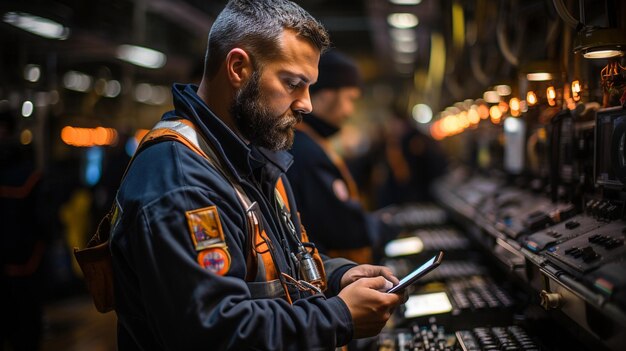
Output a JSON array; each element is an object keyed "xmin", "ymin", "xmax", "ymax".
[{"xmin": 204, "ymin": 0, "xmax": 330, "ymax": 79}]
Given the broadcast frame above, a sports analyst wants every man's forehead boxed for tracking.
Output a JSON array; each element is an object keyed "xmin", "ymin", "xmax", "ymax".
[{"xmin": 271, "ymin": 29, "xmax": 320, "ymax": 82}]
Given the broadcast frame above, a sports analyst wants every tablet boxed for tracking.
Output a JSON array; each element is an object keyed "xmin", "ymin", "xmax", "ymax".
[{"xmin": 387, "ymin": 251, "xmax": 444, "ymax": 293}]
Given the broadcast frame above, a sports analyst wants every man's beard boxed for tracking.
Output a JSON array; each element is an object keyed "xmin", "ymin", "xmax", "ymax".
[{"xmin": 231, "ymin": 71, "xmax": 302, "ymax": 151}]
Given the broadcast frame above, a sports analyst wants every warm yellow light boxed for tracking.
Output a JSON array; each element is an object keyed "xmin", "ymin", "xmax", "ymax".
[
  {"xmin": 571, "ymin": 80, "xmax": 581, "ymax": 102},
  {"xmin": 489, "ymin": 105, "xmax": 502, "ymax": 122},
  {"xmin": 430, "ymin": 121, "xmax": 445, "ymax": 140},
  {"xmin": 583, "ymin": 49, "xmax": 624, "ymax": 59},
  {"xmin": 61, "ymin": 126, "xmax": 118, "ymax": 147},
  {"xmin": 547, "ymin": 86, "xmax": 556, "ymax": 106},
  {"xmin": 477, "ymin": 104, "xmax": 490, "ymax": 119},
  {"xmin": 526, "ymin": 72, "xmax": 553, "ymax": 81},
  {"xmin": 498, "ymin": 101, "xmax": 509, "ymax": 113},
  {"xmin": 509, "ymin": 98, "xmax": 520, "ymax": 111},
  {"xmin": 468, "ymin": 108, "xmax": 480, "ymax": 124},
  {"xmin": 526, "ymin": 91, "xmax": 537, "ymax": 106},
  {"xmin": 20, "ymin": 129, "xmax": 33, "ymax": 145}
]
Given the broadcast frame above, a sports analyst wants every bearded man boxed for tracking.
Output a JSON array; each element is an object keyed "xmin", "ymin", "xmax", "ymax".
[{"xmin": 109, "ymin": 1, "xmax": 402, "ymax": 350}]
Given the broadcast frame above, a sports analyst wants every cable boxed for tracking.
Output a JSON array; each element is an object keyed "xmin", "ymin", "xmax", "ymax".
[{"xmin": 552, "ymin": 0, "xmax": 582, "ymax": 29}]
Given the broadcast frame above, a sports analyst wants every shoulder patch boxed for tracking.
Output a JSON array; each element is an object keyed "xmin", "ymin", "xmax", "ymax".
[
  {"xmin": 186, "ymin": 206, "xmax": 226, "ymax": 251},
  {"xmin": 197, "ymin": 247, "xmax": 231, "ymax": 275}
]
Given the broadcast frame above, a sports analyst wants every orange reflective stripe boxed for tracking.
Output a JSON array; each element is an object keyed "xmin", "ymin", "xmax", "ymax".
[
  {"xmin": 275, "ymin": 177, "xmax": 290, "ymax": 212},
  {"xmin": 255, "ymin": 229, "xmax": 278, "ymax": 281},
  {"xmin": 142, "ymin": 120, "xmax": 283, "ymax": 284},
  {"xmin": 141, "ymin": 128, "xmax": 209, "ymax": 160}
]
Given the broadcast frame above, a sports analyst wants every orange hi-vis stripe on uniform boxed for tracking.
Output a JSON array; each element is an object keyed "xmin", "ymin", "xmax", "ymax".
[{"xmin": 140, "ymin": 120, "xmax": 279, "ymax": 282}]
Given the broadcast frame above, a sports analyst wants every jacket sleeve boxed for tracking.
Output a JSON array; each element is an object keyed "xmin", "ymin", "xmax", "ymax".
[{"xmin": 111, "ymin": 144, "xmax": 353, "ymax": 350}]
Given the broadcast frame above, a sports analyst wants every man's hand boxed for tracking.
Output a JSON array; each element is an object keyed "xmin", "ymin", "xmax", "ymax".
[
  {"xmin": 337, "ymin": 276, "xmax": 402, "ymax": 339},
  {"xmin": 340, "ymin": 264, "xmax": 399, "ymax": 290}
]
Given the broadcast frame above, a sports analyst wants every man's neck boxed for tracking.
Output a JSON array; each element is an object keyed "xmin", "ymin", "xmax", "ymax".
[{"xmin": 197, "ymin": 78, "xmax": 247, "ymax": 143}]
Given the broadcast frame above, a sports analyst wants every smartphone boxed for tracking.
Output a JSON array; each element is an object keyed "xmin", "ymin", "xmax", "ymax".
[{"xmin": 387, "ymin": 251, "xmax": 444, "ymax": 294}]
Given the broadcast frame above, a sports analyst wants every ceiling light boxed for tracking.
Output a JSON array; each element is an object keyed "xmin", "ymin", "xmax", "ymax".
[
  {"xmin": 574, "ymin": 27, "xmax": 626, "ymax": 59},
  {"xmin": 117, "ymin": 44, "xmax": 167, "ymax": 69},
  {"xmin": 483, "ymin": 90, "xmax": 500, "ymax": 104},
  {"xmin": 63, "ymin": 71, "xmax": 93, "ymax": 92},
  {"xmin": 526, "ymin": 72, "xmax": 553, "ymax": 81},
  {"xmin": 504, "ymin": 116, "xmax": 522, "ymax": 133},
  {"xmin": 547, "ymin": 86, "xmax": 556, "ymax": 106},
  {"xmin": 3, "ymin": 11, "xmax": 70, "ymax": 40},
  {"xmin": 583, "ymin": 49, "xmax": 623, "ymax": 59},
  {"xmin": 21, "ymin": 101, "xmax": 34, "ymax": 117},
  {"xmin": 389, "ymin": 0, "xmax": 422, "ymax": 4},
  {"xmin": 489, "ymin": 105, "xmax": 502, "ymax": 122},
  {"xmin": 509, "ymin": 98, "xmax": 521, "ymax": 116},
  {"xmin": 571, "ymin": 80, "xmax": 581, "ymax": 101},
  {"xmin": 521, "ymin": 61, "xmax": 558, "ymax": 81},
  {"xmin": 104, "ymin": 80, "xmax": 122, "ymax": 98},
  {"xmin": 526, "ymin": 91, "xmax": 537, "ymax": 106},
  {"xmin": 24, "ymin": 64, "xmax": 41, "ymax": 82},
  {"xmin": 495, "ymin": 85, "xmax": 511, "ymax": 96},
  {"xmin": 412, "ymin": 103, "xmax": 432, "ymax": 124},
  {"xmin": 387, "ymin": 13, "xmax": 419, "ymax": 29}
]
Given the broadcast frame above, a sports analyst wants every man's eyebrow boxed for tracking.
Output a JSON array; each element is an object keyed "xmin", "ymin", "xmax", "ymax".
[{"xmin": 282, "ymin": 71, "xmax": 311, "ymax": 84}]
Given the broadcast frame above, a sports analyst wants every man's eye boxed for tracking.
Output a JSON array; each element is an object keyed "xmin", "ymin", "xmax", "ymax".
[{"xmin": 286, "ymin": 81, "xmax": 300, "ymax": 89}]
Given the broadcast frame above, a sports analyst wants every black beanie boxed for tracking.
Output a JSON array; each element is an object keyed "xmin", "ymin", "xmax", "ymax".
[{"xmin": 310, "ymin": 50, "xmax": 362, "ymax": 94}]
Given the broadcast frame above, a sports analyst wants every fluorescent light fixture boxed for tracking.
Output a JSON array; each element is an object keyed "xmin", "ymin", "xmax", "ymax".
[
  {"xmin": 526, "ymin": 72, "xmax": 553, "ymax": 81},
  {"xmin": 583, "ymin": 49, "xmax": 624, "ymax": 59},
  {"xmin": 412, "ymin": 103, "xmax": 432, "ymax": 124},
  {"xmin": 3, "ymin": 11, "xmax": 69, "ymax": 40},
  {"xmin": 117, "ymin": 44, "xmax": 167, "ymax": 69},
  {"xmin": 390, "ymin": 0, "xmax": 422, "ymax": 4},
  {"xmin": 387, "ymin": 13, "xmax": 419, "ymax": 29}
]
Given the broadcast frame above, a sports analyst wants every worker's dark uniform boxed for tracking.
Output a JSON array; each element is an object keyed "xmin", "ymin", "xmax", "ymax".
[
  {"xmin": 287, "ymin": 115, "xmax": 399, "ymax": 263},
  {"xmin": 110, "ymin": 84, "xmax": 356, "ymax": 350}
]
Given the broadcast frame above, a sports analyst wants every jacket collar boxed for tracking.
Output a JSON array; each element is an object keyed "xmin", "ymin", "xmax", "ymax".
[
  {"xmin": 302, "ymin": 114, "xmax": 340, "ymax": 139},
  {"xmin": 165, "ymin": 84, "xmax": 293, "ymax": 180}
]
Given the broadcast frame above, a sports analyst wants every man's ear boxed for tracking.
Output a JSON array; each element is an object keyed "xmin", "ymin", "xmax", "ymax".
[{"xmin": 225, "ymin": 48, "xmax": 253, "ymax": 89}]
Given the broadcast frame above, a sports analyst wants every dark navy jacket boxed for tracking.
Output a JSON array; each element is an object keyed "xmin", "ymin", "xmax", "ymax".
[
  {"xmin": 110, "ymin": 84, "xmax": 355, "ymax": 350},
  {"xmin": 287, "ymin": 116, "xmax": 399, "ymax": 256}
]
